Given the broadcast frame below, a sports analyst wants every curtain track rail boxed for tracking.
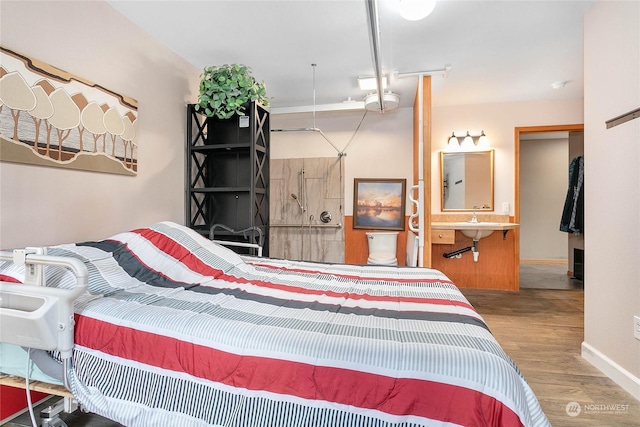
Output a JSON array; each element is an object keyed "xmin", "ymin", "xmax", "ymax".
[{"xmin": 606, "ymin": 107, "xmax": 640, "ymax": 129}]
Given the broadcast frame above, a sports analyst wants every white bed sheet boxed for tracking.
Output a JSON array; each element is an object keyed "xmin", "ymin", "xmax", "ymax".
[{"xmin": 0, "ymin": 343, "xmax": 62, "ymax": 385}]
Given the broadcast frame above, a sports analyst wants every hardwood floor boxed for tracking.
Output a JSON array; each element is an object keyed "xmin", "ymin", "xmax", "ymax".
[
  {"xmin": 519, "ymin": 262, "xmax": 583, "ymax": 290},
  {"xmin": 462, "ymin": 286, "xmax": 640, "ymax": 426}
]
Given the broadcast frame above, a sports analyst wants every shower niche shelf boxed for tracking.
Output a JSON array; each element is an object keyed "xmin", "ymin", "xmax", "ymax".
[{"xmin": 186, "ymin": 102, "xmax": 270, "ymax": 256}]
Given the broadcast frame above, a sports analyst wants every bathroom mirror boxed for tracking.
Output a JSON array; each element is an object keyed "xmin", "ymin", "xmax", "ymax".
[{"xmin": 440, "ymin": 150, "xmax": 494, "ymax": 211}]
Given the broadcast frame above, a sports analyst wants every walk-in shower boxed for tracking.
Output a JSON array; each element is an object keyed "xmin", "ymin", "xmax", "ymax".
[{"xmin": 270, "ymin": 157, "xmax": 344, "ymax": 263}]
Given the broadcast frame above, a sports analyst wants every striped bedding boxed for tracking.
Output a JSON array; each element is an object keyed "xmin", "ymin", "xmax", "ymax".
[{"xmin": 0, "ymin": 221, "xmax": 550, "ymax": 427}]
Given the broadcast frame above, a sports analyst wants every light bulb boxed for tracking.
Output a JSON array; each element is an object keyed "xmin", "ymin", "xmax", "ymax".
[
  {"xmin": 461, "ymin": 131, "xmax": 475, "ymax": 149},
  {"xmin": 447, "ymin": 132, "xmax": 459, "ymax": 149},
  {"xmin": 398, "ymin": 0, "xmax": 436, "ymax": 21},
  {"xmin": 477, "ymin": 130, "xmax": 489, "ymax": 148}
]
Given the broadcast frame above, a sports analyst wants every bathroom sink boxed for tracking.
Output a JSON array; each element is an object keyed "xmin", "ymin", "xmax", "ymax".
[
  {"xmin": 431, "ymin": 221, "xmax": 519, "ymax": 241},
  {"xmin": 460, "ymin": 226, "xmax": 497, "ymax": 240},
  {"xmin": 450, "ymin": 222, "xmax": 499, "ymax": 240}
]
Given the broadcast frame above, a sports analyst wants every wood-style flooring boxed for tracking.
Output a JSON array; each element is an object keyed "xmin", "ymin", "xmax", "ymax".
[
  {"xmin": 462, "ymin": 263, "xmax": 639, "ymax": 426},
  {"xmin": 519, "ymin": 262, "xmax": 584, "ymax": 290},
  {"xmin": 4, "ymin": 265, "xmax": 639, "ymax": 426}
]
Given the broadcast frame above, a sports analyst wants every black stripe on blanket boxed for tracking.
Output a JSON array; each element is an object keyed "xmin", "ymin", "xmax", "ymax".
[{"xmin": 79, "ymin": 240, "xmax": 197, "ymax": 290}]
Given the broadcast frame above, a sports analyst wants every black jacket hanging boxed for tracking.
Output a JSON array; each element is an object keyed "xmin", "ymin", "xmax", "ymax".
[{"xmin": 560, "ymin": 155, "xmax": 584, "ymax": 234}]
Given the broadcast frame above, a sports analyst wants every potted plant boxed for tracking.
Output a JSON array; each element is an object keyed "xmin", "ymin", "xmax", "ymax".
[{"xmin": 196, "ymin": 64, "xmax": 269, "ymax": 119}]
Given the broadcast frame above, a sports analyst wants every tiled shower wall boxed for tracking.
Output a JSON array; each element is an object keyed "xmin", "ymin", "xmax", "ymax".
[{"xmin": 269, "ymin": 157, "xmax": 345, "ymax": 262}]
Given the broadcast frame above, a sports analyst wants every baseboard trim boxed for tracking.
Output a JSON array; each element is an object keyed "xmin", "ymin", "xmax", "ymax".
[
  {"xmin": 581, "ymin": 342, "xmax": 640, "ymax": 401},
  {"xmin": 520, "ymin": 259, "xmax": 568, "ymax": 265}
]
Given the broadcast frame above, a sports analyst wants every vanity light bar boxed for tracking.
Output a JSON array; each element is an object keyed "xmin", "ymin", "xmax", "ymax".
[{"xmin": 447, "ymin": 131, "xmax": 489, "ymax": 150}]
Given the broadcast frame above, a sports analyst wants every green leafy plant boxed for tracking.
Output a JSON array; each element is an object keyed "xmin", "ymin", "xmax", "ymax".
[{"xmin": 196, "ymin": 64, "xmax": 269, "ymax": 119}]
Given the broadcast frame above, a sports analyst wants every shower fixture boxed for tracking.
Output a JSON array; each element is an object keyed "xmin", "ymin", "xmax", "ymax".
[
  {"xmin": 291, "ymin": 193, "xmax": 305, "ymax": 212},
  {"xmin": 320, "ymin": 211, "xmax": 332, "ymax": 224}
]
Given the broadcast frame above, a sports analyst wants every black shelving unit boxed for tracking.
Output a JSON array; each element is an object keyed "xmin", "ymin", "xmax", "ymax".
[{"xmin": 186, "ymin": 102, "xmax": 269, "ymax": 256}]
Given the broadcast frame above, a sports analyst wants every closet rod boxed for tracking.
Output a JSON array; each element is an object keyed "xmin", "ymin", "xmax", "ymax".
[{"xmin": 605, "ymin": 107, "xmax": 640, "ymax": 129}]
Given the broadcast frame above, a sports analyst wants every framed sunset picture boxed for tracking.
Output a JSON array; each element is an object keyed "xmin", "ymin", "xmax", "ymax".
[{"xmin": 353, "ymin": 178, "xmax": 406, "ymax": 230}]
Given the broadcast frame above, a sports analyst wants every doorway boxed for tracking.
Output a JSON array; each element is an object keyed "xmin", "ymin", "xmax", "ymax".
[{"xmin": 515, "ymin": 125, "xmax": 584, "ymax": 290}]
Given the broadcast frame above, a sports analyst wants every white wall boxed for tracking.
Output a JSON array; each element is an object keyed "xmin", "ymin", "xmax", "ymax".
[
  {"xmin": 520, "ymin": 138, "xmax": 568, "ymax": 260},
  {"xmin": 0, "ymin": 1, "xmax": 201, "ymax": 248},
  {"xmin": 583, "ymin": 0, "xmax": 640, "ymax": 399},
  {"xmin": 431, "ymin": 99, "xmax": 584, "ymax": 214},
  {"xmin": 271, "ymin": 108, "xmax": 415, "ymax": 216}
]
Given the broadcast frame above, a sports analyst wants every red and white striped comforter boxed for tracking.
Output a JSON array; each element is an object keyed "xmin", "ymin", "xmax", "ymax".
[{"xmin": 1, "ymin": 222, "xmax": 550, "ymax": 426}]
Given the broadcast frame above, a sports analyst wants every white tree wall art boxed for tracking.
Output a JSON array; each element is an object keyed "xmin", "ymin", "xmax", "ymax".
[{"xmin": 0, "ymin": 46, "xmax": 138, "ymax": 176}]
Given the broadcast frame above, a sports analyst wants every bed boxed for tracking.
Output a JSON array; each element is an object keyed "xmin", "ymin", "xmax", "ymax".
[{"xmin": 0, "ymin": 221, "xmax": 550, "ymax": 427}]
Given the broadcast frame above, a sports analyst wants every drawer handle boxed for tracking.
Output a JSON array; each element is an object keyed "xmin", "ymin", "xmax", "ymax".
[{"xmin": 439, "ymin": 234, "xmax": 443, "ymax": 238}]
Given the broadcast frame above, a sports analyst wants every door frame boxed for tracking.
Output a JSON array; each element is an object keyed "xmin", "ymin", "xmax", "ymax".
[{"xmin": 514, "ymin": 124, "xmax": 584, "ymax": 287}]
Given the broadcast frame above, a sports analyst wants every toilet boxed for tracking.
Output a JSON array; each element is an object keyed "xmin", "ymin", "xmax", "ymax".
[{"xmin": 366, "ymin": 231, "xmax": 399, "ymax": 266}]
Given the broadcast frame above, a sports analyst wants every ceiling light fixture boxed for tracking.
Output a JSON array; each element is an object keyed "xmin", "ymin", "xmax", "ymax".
[
  {"xmin": 447, "ymin": 131, "xmax": 490, "ymax": 151},
  {"xmin": 358, "ymin": 76, "xmax": 388, "ymax": 91},
  {"xmin": 397, "ymin": 0, "xmax": 436, "ymax": 21},
  {"xmin": 364, "ymin": 92, "xmax": 400, "ymax": 111},
  {"xmin": 551, "ymin": 80, "xmax": 570, "ymax": 90}
]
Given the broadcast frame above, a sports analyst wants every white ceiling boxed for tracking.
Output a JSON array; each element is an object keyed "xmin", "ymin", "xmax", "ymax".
[{"xmin": 106, "ymin": 0, "xmax": 595, "ymax": 111}]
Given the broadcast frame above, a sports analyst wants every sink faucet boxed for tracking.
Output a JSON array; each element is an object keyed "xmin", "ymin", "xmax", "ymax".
[{"xmin": 470, "ymin": 212, "xmax": 478, "ymax": 223}]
